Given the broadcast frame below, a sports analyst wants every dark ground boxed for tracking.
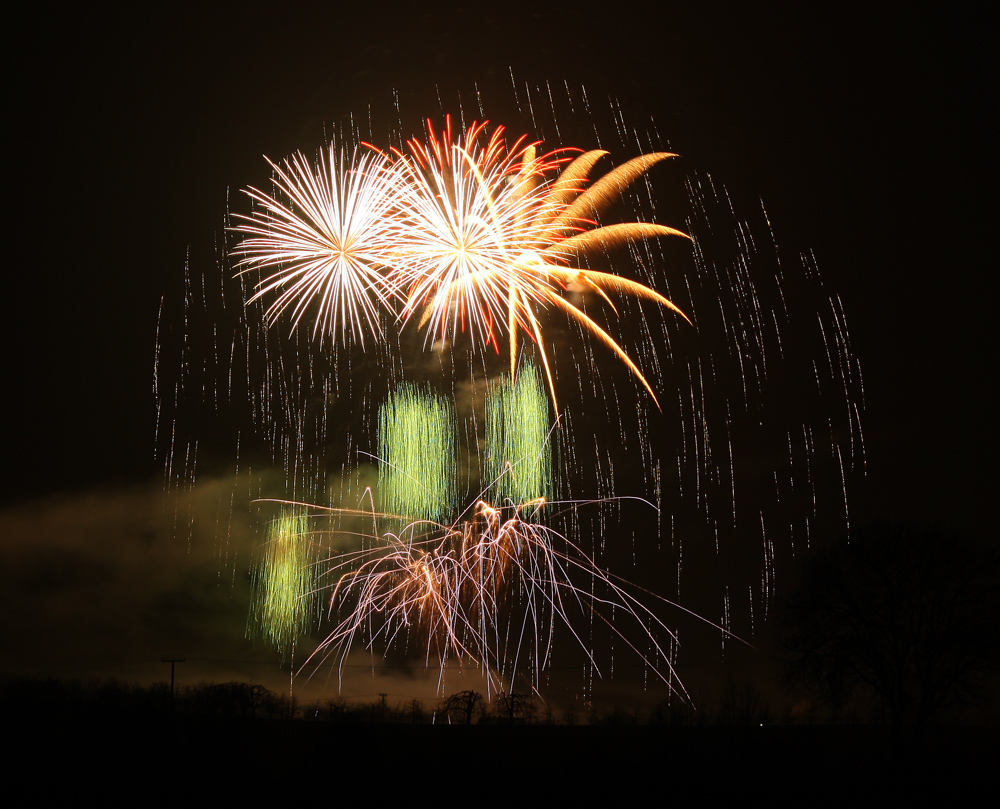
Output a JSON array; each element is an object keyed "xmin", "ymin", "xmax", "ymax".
[{"xmin": 25, "ymin": 719, "xmax": 998, "ymax": 800}]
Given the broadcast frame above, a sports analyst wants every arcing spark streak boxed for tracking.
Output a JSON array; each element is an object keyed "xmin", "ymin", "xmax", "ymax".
[{"xmin": 306, "ymin": 495, "xmax": 694, "ymax": 697}]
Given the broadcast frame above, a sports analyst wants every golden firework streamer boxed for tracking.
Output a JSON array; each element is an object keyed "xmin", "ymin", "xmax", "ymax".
[{"xmin": 394, "ymin": 118, "xmax": 691, "ymax": 408}]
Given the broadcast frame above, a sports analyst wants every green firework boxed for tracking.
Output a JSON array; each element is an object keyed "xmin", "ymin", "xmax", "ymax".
[
  {"xmin": 485, "ymin": 362, "xmax": 553, "ymax": 506},
  {"xmin": 248, "ymin": 508, "xmax": 316, "ymax": 651},
  {"xmin": 378, "ymin": 384, "xmax": 457, "ymax": 521}
]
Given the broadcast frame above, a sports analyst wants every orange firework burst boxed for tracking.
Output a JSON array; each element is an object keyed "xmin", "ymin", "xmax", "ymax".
[{"xmin": 388, "ymin": 117, "xmax": 692, "ymax": 406}]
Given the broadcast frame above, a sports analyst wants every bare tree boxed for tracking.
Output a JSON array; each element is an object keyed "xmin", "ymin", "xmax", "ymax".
[
  {"xmin": 718, "ymin": 680, "xmax": 771, "ymax": 726},
  {"xmin": 407, "ymin": 699, "xmax": 425, "ymax": 724},
  {"xmin": 494, "ymin": 692, "xmax": 536, "ymax": 724},
  {"xmin": 777, "ymin": 523, "xmax": 1000, "ymax": 746},
  {"xmin": 439, "ymin": 690, "xmax": 483, "ymax": 725}
]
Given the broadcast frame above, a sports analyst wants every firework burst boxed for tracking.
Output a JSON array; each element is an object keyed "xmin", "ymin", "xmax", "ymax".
[
  {"xmin": 377, "ymin": 383, "xmax": 458, "ymax": 523},
  {"xmin": 233, "ymin": 117, "xmax": 692, "ymax": 407},
  {"xmin": 248, "ymin": 507, "xmax": 318, "ymax": 652},
  {"xmin": 485, "ymin": 361, "xmax": 554, "ymax": 506},
  {"xmin": 391, "ymin": 117, "xmax": 693, "ymax": 406},
  {"xmin": 307, "ymin": 495, "xmax": 696, "ymax": 697},
  {"xmin": 232, "ymin": 147, "xmax": 406, "ymax": 346},
  {"xmin": 159, "ymin": 79, "xmax": 865, "ymax": 704}
]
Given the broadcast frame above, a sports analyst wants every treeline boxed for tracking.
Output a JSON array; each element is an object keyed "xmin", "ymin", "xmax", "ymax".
[{"xmin": 1, "ymin": 675, "xmax": 781, "ymax": 727}]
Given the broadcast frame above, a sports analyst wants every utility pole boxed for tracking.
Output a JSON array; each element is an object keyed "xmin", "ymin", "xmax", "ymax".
[{"xmin": 161, "ymin": 656, "xmax": 185, "ymax": 721}]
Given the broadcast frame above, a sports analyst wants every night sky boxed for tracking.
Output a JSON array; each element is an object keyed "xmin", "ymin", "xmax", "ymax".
[{"xmin": 3, "ymin": 2, "xmax": 992, "ymax": 709}]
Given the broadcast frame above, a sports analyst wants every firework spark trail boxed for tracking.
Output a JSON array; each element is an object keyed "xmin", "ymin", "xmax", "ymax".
[
  {"xmin": 387, "ymin": 117, "xmax": 692, "ymax": 409},
  {"xmin": 248, "ymin": 507, "xmax": 318, "ymax": 651},
  {"xmin": 301, "ymin": 495, "xmax": 715, "ymax": 697},
  {"xmin": 485, "ymin": 362, "xmax": 554, "ymax": 505},
  {"xmin": 157, "ymin": 80, "xmax": 866, "ymax": 697},
  {"xmin": 377, "ymin": 384, "xmax": 457, "ymax": 522}
]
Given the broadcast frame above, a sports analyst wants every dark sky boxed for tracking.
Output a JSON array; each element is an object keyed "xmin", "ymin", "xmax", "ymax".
[{"xmin": 3, "ymin": 1, "xmax": 992, "ymax": 705}]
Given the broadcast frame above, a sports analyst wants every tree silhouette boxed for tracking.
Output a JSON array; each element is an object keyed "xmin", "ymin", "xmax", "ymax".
[
  {"xmin": 777, "ymin": 523, "xmax": 1000, "ymax": 745},
  {"xmin": 440, "ymin": 690, "xmax": 483, "ymax": 725},
  {"xmin": 718, "ymin": 680, "xmax": 771, "ymax": 726},
  {"xmin": 494, "ymin": 691, "xmax": 536, "ymax": 724}
]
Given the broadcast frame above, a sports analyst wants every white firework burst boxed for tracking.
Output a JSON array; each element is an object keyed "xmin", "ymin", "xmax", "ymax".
[{"xmin": 232, "ymin": 147, "xmax": 406, "ymax": 346}]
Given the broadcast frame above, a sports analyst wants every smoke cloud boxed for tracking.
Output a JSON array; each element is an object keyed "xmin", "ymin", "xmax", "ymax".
[{"xmin": 0, "ymin": 476, "xmax": 490, "ymax": 705}]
